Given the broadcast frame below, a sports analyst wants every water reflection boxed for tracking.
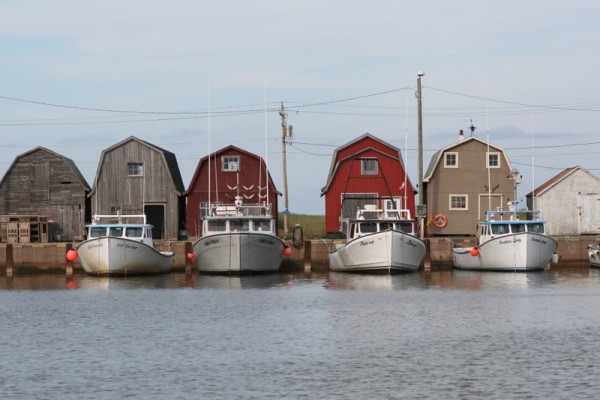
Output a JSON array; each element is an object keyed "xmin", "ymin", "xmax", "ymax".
[{"xmin": 0, "ymin": 263, "xmax": 599, "ymax": 291}]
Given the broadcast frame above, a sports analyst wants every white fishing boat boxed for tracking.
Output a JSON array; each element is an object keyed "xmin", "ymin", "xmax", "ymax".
[
  {"xmin": 453, "ymin": 205, "xmax": 558, "ymax": 271},
  {"xmin": 191, "ymin": 196, "xmax": 289, "ymax": 273},
  {"xmin": 587, "ymin": 242, "xmax": 600, "ymax": 268},
  {"xmin": 74, "ymin": 214, "xmax": 173, "ymax": 276},
  {"xmin": 328, "ymin": 203, "xmax": 426, "ymax": 273}
]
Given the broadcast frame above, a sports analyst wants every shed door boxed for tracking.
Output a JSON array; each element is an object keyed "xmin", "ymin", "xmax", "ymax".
[
  {"xmin": 144, "ymin": 204, "xmax": 165, "ymax": 239},
  {"xmin": 578, "ymin": 193, "xmax": 600, "ymax": 234}
]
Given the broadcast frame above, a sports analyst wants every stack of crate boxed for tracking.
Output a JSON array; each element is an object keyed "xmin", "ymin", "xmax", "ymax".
[{"xmin": 0, "ymin": 215, "xmax": 51, "ymax": 243}]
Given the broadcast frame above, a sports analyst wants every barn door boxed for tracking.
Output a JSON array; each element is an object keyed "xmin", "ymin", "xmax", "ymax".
[
  {"xmin": 578, "ymin": 193, "xmax": 600, "ymax": 234},
  {"xmin": 144, "ymin": 204, "xmax": 165, "ymax": 240}
]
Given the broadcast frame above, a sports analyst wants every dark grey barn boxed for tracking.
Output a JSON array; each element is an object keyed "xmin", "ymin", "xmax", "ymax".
[
  {"xmin": 88, "ymin": 136, "xmax": 186, "ymax": 240},
  {"xmin": 0, "ymin": 146, "xmax": 90, "ymax": 242}
]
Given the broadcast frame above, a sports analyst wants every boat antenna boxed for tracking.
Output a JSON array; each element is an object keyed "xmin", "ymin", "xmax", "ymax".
[
  {"xmin": 264, "ymin": 71, "xmax": 270, "ymax": 209},
  {"xmin": 530, "ymin": 109, "xmax": 536, "ymax": 209},
  {"xmin": 207, "ymin": 78, "xmax": 212, "ymax": 209},
  {"xmin": 403, "ymin": 91, "xmax": 409, "ymax": 209}
]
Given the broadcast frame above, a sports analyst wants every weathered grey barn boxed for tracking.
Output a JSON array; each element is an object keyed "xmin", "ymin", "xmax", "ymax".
[
  {"xmin": 0, "ymin": 146, "xmax": 90, "ymax": 242},
  {"xmin": 88, "ymin": 136, "xmax": 186, "ymax": 240},
  {"xmin": 527, "ymin": 166, "xmax": 600, "ymax": 236}
]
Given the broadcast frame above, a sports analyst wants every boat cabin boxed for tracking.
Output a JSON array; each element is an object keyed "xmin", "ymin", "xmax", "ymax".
[
  {"xmin": 344, "ymin": 204, "xmax": 417, "ymax": 239},
  {"xmin": 203, "ymin": 198, "xmax": 276, "ymax": 235},
  {"xmin": 480, "ymin": 209, "xmax": 546, "ymax": 238},
  {"xmin": 86, "ymin": 214, "xmax": 154, "ymax": 246}
]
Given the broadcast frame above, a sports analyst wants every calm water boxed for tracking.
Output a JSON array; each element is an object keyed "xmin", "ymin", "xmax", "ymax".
[{"xmin": 1, "ymin": 265, "xmax": 600, "ymax": 399}]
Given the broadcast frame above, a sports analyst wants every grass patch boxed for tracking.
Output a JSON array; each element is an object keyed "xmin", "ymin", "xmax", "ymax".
[{"xmin": 277, "ymin": 213, "xmax": 326, "ymax": 239}]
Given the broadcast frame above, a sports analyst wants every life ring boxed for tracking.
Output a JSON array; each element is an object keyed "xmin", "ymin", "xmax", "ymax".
[{"xmin": 433, "ymin": 213, "xmax": 448, "ymax": 229}]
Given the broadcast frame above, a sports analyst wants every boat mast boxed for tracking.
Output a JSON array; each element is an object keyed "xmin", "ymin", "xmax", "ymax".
[{"xmin": 416, "ymin": 71, "xmax": 425, "ymax": 240}]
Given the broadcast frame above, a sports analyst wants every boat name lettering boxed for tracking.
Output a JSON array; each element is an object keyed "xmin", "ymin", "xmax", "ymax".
[
  {"xmin": 116, "ymin": 242, "xmax": 139, "ymax": 250},
  {"xmin": 499, "ymin": 238, "xmax": 522, "ymax": 245},
  {"xmin": 359, "ymin": 240, "xmax": 375, "ymax": 246},
  {"xmin": 204, "ymin": 239, "xmax": 220, "ymax": 246},
  {"xmin": 85, "ymin": 243, "xmax": 104, "ymax": 250},
  {"xmin": 531, "ymin": 237, "xmax": 547, "ymax": 244},
  {"xmin": 259, "ymin": 238, "xmax": 275, "ymax": 245}
]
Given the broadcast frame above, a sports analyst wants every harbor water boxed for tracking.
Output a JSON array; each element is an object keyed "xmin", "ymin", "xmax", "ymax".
[{"xmin": 2, "ymin": 264, "xmax": 600, "ymax": 399}]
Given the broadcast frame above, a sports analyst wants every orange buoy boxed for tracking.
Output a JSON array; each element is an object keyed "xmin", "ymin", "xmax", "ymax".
[
  {"xmin": 470, "ymin": 247, "xmax": 480, "ymax": 257},
  {"xmin": 283, "ymin": 247, "xmax": 293, "ymax": 257},
  {"xmin": 66, "ymin": 249, "xmax": 78, "ymax": 262},
  {"xmin": 186, "ymin": 252, "xmax": 196, "ymax": 260}
]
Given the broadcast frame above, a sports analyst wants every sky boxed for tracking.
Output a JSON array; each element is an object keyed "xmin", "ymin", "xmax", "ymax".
[{"xmin": 1, "ymin": 1, "xmax": 599, "ymax": 215}]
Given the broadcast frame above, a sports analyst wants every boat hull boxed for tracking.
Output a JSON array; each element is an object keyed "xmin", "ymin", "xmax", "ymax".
[
  {"xmin": 77, "ymin": 237, "xmax": 173, "ymax": 275},
  {"xmin": 328, "ymin": 230, "xmax": 426, "ymax": 273},
  {"xmin": 588, "ymin": 244, "xmax": 600, "ymax": 268},
  {"xmin": 453, "ymin": 233, "xmax": 557, "ymax": 271},
  {"xmin": 193, "ymin": 232, "xmax": 285, "ymax": 273}
]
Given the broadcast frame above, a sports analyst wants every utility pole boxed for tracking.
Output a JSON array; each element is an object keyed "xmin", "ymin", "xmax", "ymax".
[
  {"xmin": 279, "ymin": 102, "xmax": 291, "ymax": 237},
  {"xmin": 417, "ymin": 71, "xmax": 425, "ymax": 240}
]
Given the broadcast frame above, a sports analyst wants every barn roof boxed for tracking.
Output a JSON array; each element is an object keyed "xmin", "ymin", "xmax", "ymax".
[
  {"xmin": 183, "ymin": 144, "xmax": 280, "ymax": 196},
  {"xmin": 0, "ymin": 146, "xmax": 91, "ymax": 190},
  {"xmin": 88, "ymin": 136, "xmax": 185, "ymax": 196},
  {"xmin": 423, "ymin": 136, "xmax": 512, "ymax": 182},
  {"xmin": 526, "ymin": 166, "xmax": 600, "ymax": 197},
  {"xmin": 320, "ymin": 133, "xmax": 413, "ymax": 195}
]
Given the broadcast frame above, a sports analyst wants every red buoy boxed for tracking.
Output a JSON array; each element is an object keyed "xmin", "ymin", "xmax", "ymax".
[
  {"xmin": 66, "ymin": 249, "xmax": 78, "ymax": 262},
  {"xmin": 470, "ymin": 248, "xmax": 480, "ymax": 257},
  {"xmin": 283, "ymin": 247, "xmax": 293, "ymax": 257},
  {"xmin": 186, "ymin": 252, "xmax": 196, "ymax": 260}
]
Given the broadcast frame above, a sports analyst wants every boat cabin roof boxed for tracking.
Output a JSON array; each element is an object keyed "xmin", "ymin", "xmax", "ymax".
[{"xmin": 483, "ymin": 209, "xmax": 545, "ymax": 224}]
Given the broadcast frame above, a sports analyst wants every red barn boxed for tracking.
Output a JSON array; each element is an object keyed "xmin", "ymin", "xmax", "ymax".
[
  {"xmin": 184, "ymin": 145, "xmax": 280, "ymax": 239},
  {"xmin": 320, "ymin": 133, "xmax": 417, "ymax": 237}
]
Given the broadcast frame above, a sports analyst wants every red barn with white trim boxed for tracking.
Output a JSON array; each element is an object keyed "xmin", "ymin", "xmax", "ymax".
[{"xmin": 320, "ymin": 133, "xmax": 417, "ymax": 237}]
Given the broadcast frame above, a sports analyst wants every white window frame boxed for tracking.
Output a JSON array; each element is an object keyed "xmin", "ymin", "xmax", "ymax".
[
  {"xmin": 487, "ymin": 152, "xmax": 501, "ymax": 169},
  {"xmin": 449, "ymin": 194, "xmax": 468, "ymax": 210},
  {"xmin": 361, "ymin": 158, "xmax": 378, "ymax": 175},
  {"xmin": 222, "ymin": 156, "xmax": 240, "ymax": 172},
  {"xmin": 127, "ymin": 162, "xmax": 144, "ymax": 176},
  {"xmin": 444, "ymin": 152, "xmax": 458, "ymax": 168},
  {"xmin": 384, "ymin": 197, "xmax": 402, "ymax": 211}
]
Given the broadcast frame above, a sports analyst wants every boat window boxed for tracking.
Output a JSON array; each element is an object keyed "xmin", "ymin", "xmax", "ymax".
[
  {"xmin": 511, "ymin": 224, "xmax": 525, "ymax": 233},
  {"xmin": 109, "ymin": 227, "xmax": 124, "ymax": 237},
  {"xmin": 231, "ymin": 220, "xmax": 249, "ymax": 232},
  {"xmin": 399, "ymin": 222, "xmax": 414, "ymax": 233},
  {"xmin": 125, "ymin": 227, "xmax": 143, "ymax": 238},
  {"xmin": 207, "ymin": 220, "xmax": 226, "ymax": 232},
  {"xmin": 528, "ymin": 223, "xmax": 544, "ymax": 233},
  {"xmin": 89, "ymin": 227, "xmax": 107, "ymax": 238},
  {"xmin": 256, "ymin": 219, "xmax": 271, "ymax": 232},
  {"xmin": 380, "ymin": 222, "xmax": 393, "ymax": 231},
  {"xmin": 359, "ymin": 222, "xmax": 378, "ymax": 234},
  {"xmin": 491, "ymin": 224, "xmax": 509, "ymax": 235}
]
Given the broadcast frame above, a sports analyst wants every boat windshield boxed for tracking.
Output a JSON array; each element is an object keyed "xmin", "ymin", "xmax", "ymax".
[
  {"xmin": 512, "ymin": 224, "xmax": 525, "ymax": 233},
  {"xmin": 491, "ymin": 224, "xmax": 509, "ymax": 235},
  {"xmin": 359, "ymin": 222, "xmax": 378, "ymax": 234},
  {"xmin": 256, "ymin": 219, "xmax": 272, "ymax": 232},
  {"xmin": 125, "ymin": 227, "xmax": 143, "ymax": 238},
  {"xmin": 231, "ymin": 220, "xmax": 250, "ymax": 232},
  {"xmin": 207, "ymin": 220, "xmax": 227, "ymax": 232},
  {"xmin": 89, "ymin": 227, "xmax": 107, "ymax": 238},
  {"xmin": 528, "ymin": 223, "xmax": 545, "ymax": 233},
  {"xmin": 399, "ymin": 222, "xmax": 414, "ymax": 233},
  {"xmin": 109, "ymin": 227, "xmax": 124, "ymax": 237}
]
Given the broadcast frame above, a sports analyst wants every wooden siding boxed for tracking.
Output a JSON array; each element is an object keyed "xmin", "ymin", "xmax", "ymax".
[
  {"xmin": 425, "ymin": 139, "xmax": 513, "ymax": 236},
  {"xmin": 185, "ymin": 146, "xmax": 279, "ymax": 239},
  {"xmin": 90, "ymin": 138, "xmax": 183, "ymax": 240},
  {"xmin": 0, "ymin": 148, "xmax": 89, "ymax": 241}
]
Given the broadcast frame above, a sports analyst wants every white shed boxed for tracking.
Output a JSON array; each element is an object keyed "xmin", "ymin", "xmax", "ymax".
[{"xmin": 527, "ymin": 166, "xmax": 600, "ymax": 235}]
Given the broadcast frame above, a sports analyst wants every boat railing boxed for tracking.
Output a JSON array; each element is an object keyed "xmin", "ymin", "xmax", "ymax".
[
  {"xmin": 91, "ymin": 214, "xmax": 147, "ymax": 225},
  {"xmin": 356, "ymin": 207, "xmax": 413, "ymax": 220},
  {"xmin": 210, "ymin": 203, "xmax": 272, "ymax": 217},
  {"xmin": 485, "ymin": 209, "xmax": 542, "ymax": 222}
]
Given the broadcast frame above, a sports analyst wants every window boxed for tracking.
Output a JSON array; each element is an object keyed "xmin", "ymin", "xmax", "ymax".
[
  {"xmin": 110, "ymin": 206, "xmax": 121, "ymax": 214},
  {"xmin": 487, "ymin": 152, "xmax": 501, "ymax": 168},
  {"xmin": 128, "ymin": 163, "xmax": 144, "ymax": 176},
  {"xmin": 222, "ymin": 156, "xmax": 240, "ymax": 172},
  {"xmin": 450, "ymin": 195, "xmax": 468, "ymax": 210},
  {"xmin": 125, "ymin": 227, "xmax": 143, "ymax": 238},
  {"xmin": 444, "ymin": 152, "xmax": 458, "ymax": 168},
  {"xmin": 361, "ymin": 158, "xmax": 378, "ymax": 175}
]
